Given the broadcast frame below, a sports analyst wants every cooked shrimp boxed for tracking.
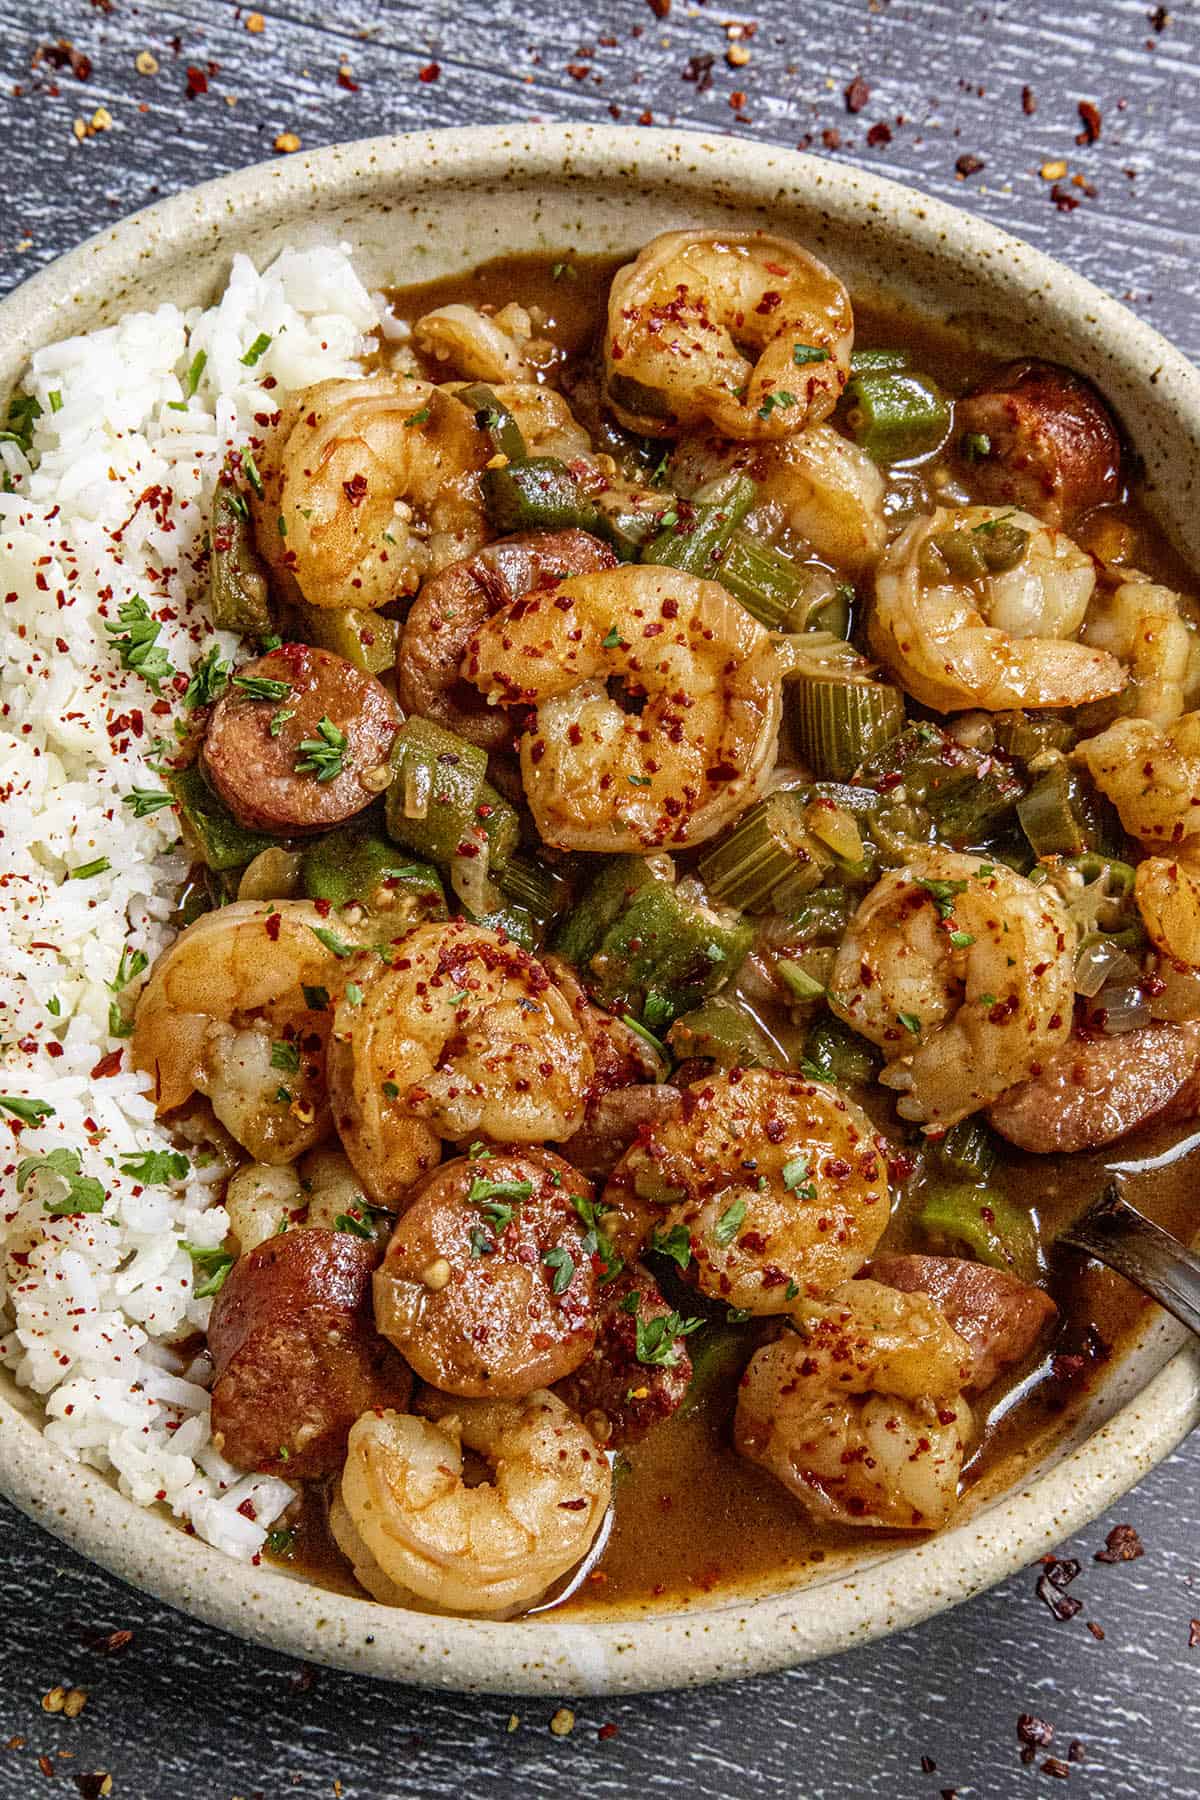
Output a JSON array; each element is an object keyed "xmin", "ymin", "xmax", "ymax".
[
  {"xmin": 254, "ymin": 375, "xmax": 489, "ymax": 610},
  {"xmin": 373, "ymin": 1150, "xmax": 600, "ymax": 1398},
  {"xmin": 225, "ymin": 1148, "xmax": 380, "ymax": 1253},
  {"xmin": 488, "ymin": 384, "xmax": 593, "ymax": 461},
  {"xmin": 1135, "ymin": 853, "xmax": 1200, "ymax": 967},
  {"xmin": 871, "ymin": 505, "xmax": 1124, "ymax": 712},
  {"xmin": 1081, "ymin": 578, "xmax": 1200, "ymax": 726},
  {"xmin": 339, "ymin": 1391, "xmax": 611, "ymax": 1615},
  {"xmin": 604, "ymin": 1067, "xmax": 890, "ymax": 1305},
  {"xmin": 828, "ymin": 849, "xmax": 1075, "ymax": 1126},
  {"xmin": 132, "ymin": 900, "xmax": 363, "ymax": 1163},
  {"xmin": 326, "ymin": 920, "xmax": 593, "ymax": 1204},
  {"xmin": 734, "ymin": 1279, "xmax": 972, "ymax": 1530},
  {"xmin": 1075, "ymin": 711, "xmax": 1200, "ymax": 851},
  {"xmin": 396, "ymin": 528, "xmax": 615, "ymax": 750},
  {"xmin": 465, "ymin": 564, "xmax": 782, "ymax": 851},
  {"xmin": 415, "ymin": 302, "xmax": 548, "ymax": 382},
  {"xmin": 605, "ymin": 229, "xmax": 853, "ymax": 441},
  {"xmin": 328, "ymin": 1490, "xmax": 416, "ymax": 1607},
  {"xmin": 672, "ymin": 423, "xmax": 886, "ymax": 577}
]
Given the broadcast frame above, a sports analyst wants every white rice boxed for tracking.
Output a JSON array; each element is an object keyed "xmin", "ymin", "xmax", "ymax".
[{"xmin": 0, "ymin": 243, "xmax": 381, "ymax": 1559}]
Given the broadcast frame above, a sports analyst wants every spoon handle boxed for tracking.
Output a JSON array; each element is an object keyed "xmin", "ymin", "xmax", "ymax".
[{"xmin": 1062, "ymin": 1182, "xmax": 1200, "ymax": 1339}]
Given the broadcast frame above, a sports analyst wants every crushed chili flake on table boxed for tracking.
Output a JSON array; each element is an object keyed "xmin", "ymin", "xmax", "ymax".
[
  {"xmin": 1076, "ymin": 100, "xmax": 1102, "ymax": 143},
  {"xmin": 419, "ymin": 62, "xmax": 440, "ymax": 82},
  {"xmin": 845, "ymin": 76, "xmax": 869, "ymax": 113},
  {"xmin": 1189, "ymin": 1619, "xmax": 1200, "ymax": 1648},
  {"xmin": 1087, "ymin": 1620, "xmax": 1106, "ymax": 1640},
  {"xmin": 1041, "ymin": 1758, "xmax": 1072, "ymax": 1780},
  {"xmin": 185, "ymin": 65, "xmax": 208, "ymax": 98},
  {"xmin": 646, "ymin": 0, "xmax": 670, "ymax": 16},
  {"xmin": 956, "ymin": 153, "xmax": 984, "ymax": 177},
  {"xmin": 1022, "ymin": 83, "xmax": 1037, "ymax": 113},
  {"xmin": 866, "ymin": 121, "xmax": 892, "ymax": 147},
  {"xmin": 1051, "ymin": 183, "xmax": 1081, "ymax": 213},
  {"xmin": 920, "ymin": 1755, "xmax": 937, "ymax": 1773},
  {"xmin": 33, "ymin": 40, "xmax": 92, "ymax": 81},
  {"xmin": 1036, "ymin": 1556, "xmax": 1084, "ymax": 1621},
  {"xmin": 682, "ymin": 53, "xmax": 715, "ymax": 90},
  {"xmin": 77, "ymin": 1626, "xmax": 133, "ymax": 1657},
  {"xmin": 1068, "ymin": 1741, "xmax": 1086, "ymax": 1763},
  {"xmin": 597, "ymin": 1723, "xmax": 619, "ymax": 1741},
  {"xmin": 1095, "ymin": 1522, "xmax": 1144, "ymax": 1563}
]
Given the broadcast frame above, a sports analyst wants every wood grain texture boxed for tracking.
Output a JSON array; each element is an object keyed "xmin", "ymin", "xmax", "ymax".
[{"xmin": 2, "ymin": 2, "xmax": 1200, "ymax": 1795}]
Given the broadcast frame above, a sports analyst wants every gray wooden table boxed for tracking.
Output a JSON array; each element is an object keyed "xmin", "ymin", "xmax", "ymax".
[{"xmin": 2, "ymin": 2, "xmax": 1199, "ymax": 1795}]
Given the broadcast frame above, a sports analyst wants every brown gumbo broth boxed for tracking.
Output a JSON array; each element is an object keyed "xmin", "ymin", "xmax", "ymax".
[{"xmin": 164, "ymin": 246, "xmax": 1200, "ymax": 1616}]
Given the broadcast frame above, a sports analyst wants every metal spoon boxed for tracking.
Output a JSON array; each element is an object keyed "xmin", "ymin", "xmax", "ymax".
[{"xmin": 1061, "ymin": 1180, "xmax": 1200, "ymax": 1337}]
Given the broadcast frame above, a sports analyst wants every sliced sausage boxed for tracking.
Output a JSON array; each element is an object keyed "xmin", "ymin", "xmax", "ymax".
[
  {"xmin": 955, "ymin": 359, "xmax": 1121, "ymax": 527},
  {"xmin": 397, "ymin": 529, "xmax": 616, "ymax": 748},
  {"xmin": 558, "ymin": 1083, "xmax": 684, "ymax": 1181},
  {"xmin": 868, "ymin": 1253, "xmax": 1057, "ymax": 1393},
  {"xmin": 989, "ymin": 1020, "xmax": 1200, "ymax": 1154},
  {"xmin": 373, "ymin": 1150, "xmax": 600, "ymax": 1399},
  {"xmin": 555, "ymin": 1263, "xmax": 692, "ymax": 1445},
  {"xmin": 202, "ymin": 643, "xmax": 400, "ymax": 834},
  {"xmin": 209, "ymin": 1227, "xmax": 411, "ymax": 1477}
]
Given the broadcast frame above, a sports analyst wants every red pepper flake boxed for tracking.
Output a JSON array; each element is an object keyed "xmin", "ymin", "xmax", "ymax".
[
  {"xmin": 920, "ymin": 1756, "xmax": 937, "ymax": 1774},
  {"xmin": 1050, "ymin": 183, "xmax": 1081, "ymax": 213},
  {"xmin": 1022, "ymin": 84, "xmax": 1037, "ymax": 114},
  {"xmin": 955, "ymin": 153, "xmax": 985, "ymax": 178},
  {"xmin": 38, "ymin": 1757, "xmax": 55, "ymax": 1778},
  {"xmin": 1189, "ymin": 1618, "xmax": 1200, "ymax": 1648},
  {"xmin": 866, "ymin": 121, "xmax": 892, "ymax": 147},
  {"xmin": 78, "ymin": 1626, "xmax": 134, "ymax": 1656},
  {"xmin": 1042, "ymin": 1758, "xmax": 1072, "ymax": 1780},
  {"xmin": 681, "ymin": 53, "xmax": 715, "ymax": 92},
  {"xmin": 418, "ymin": 62, "xmax": 440, "ymax": 82},
  {"xmin": 185, "ymin": 65, "xmax": 208, "ymax": 97},
  {"xmin": 1068, "ymin": 1742, "xmax": 1086, "ymax": 1764},
  {"xmin": 90, "ymin": 1050, "xmax": 123, "ymax": 1080},
  {"xmin": 1036, "ymin": 1556, "xmax": 1083, "ymax": 1621},
  {"xmin": 33, "ymin": 40, "xmax": 92, "ymax": 81},
  {"xmin": 1094, "ymin": 1522, "xmax": 1143, "ymax": 1563},
  {"xmin": 337, "ymin": 66, "xmax": 360, "ymax": 91},
  {"xmin": 1017, "ymin": 1714, "xmax": 1054, "ymax": 1766},
  {"xmin": 647, "ymin": 0, "xmax": 670, "ymax": 15},
  {"xmin": 844, "ymin": 75, "xmax": 869, "ymax": 113},
  {"xmin": 1076, "ymin": 99, "xmax": 1102, "ymax": 144},
  {"xmin": 597, "ymin": 1722, "xmax": 619, "ymax": 1740},
  {"xmin": 1087, "ymin": 1620, "xmax": 1106, "ymax": 1640},
  {"xmin": 342, "ymin": 473, "xmax": 369, "ymax": 506},
  {"xmin": 821, "ymin": 127, "xmax": 842, "ymax": 150}
]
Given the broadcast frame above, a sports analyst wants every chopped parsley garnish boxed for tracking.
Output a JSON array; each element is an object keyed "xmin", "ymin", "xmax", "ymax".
[
  {"xmin": 726, "ymin": 1306, "xmax": 753, "ymax": 1324},
  {"xmin": 302, "ymin": 984, "xmax": 330, "ymax": 1011},
  {"xmin": 17, "ymin": 1147, "xmax": 105, "ymax": 1215},
  {"xmin": 659, "ymin": 509, "xmax": 679, "ymax": 530},
  {"xmin": 619, "ymin": 1289, "xmax": 641, "ymax": 1317},
  {"xmin": 782, "ymin": 1154, "xmax": 816, "ymax": 1198},
  {"xmin": 570, "ymin": 1192, "xmax": 622, "ymax": 1282},
  {"xmin": 381, "ymin": 1080, "xmax": 400, "ymax": 1099},
  {"xmin": 275, "ymin": 1085, "xmax": 293, "ymax": 1105},
  {"xmin": 46, "ymin": 996, "xmax": 61, "ymax": 1018},
  {"xmin": 468, "ymin": 1177, "xmax": 533, "ymax": 1206},
  {"xmin": 468, "ymin": 1141, "xmax": 492, "ymax": 1161},
  {"xmin": 345, "ymin": 982, "xmax": 364, "ymax": 1007},
  {"xmin": 916, "ymin": 876, "xmax": 969, "ymax": 919},
  {"xmin": 649, "ymin": 1223, "xmax": 692, "ymax": 1270},
  {"xmin": 949, "ymin": 930, "xmax": 975, "ymax": 949},
  {"xmin": 405, "ymin": 407, "xmax": 432, "ymax": 427},
  {"xmin": 641, "ymin": 991, "xmax": 673, "ymax": 1031},
  {"xmin": 266, "ymin": 1528, "xmax": 295, "ymax": 1557},
  {"xmin": 122, "ymin": 788, "xmax": 174, "ymax": 818},
  {"xmin": 542, "ymin": 1246, "xmax": 576, "ymax": 1295},
  {"xmin": 69, "ymin": 857, "xmax": 111, "ymax": 881},
  {"xmin": 309, "ymin": 925, "xmax": 354, "ymax": 958},
  {"xmin": 108, "ymin": 1001, "xmax": 133, "ymax": 1039},
  {"xmin": 110, "ymin": 947, "xmax": 148, "ymax": 993},
  {"xmin": 184, "ymin": 349, "xmax": 207, "ymax": 396},
  {"xmin": 626, "ymin": 774, "xmax": 652, "ymax": 788},
  {"xmin": 635, "ymin": 1310, "xmax": 703, "ymax": 1368},
  {"xmin": 551, "ymin": 261, "xmax": 578, "ymax": 281},
  {"xmin": 648, "ymin": 447, "xmax": 671, "ymax": 487},
  {"xmin": 792, "ymin": 344, "xmax": 830, "ymax": 366},
  {"xmin": 242, "ymin": 450, "xmax": 265, "ymax": 498},
  {"xmin": 269, "ymin": 706, "xmax": 296, "ymax": 737},
  {"xmin": 980, "ymin": 992, "xmax": 997, "ymax": 1008},
  {"xmin": 183, "ymin": 645, "xmax": 230, "ymax": 710},
  {"xmin": 294, "ymin": 716, "xmax": 348, "ymax": 782},
  {"xmin": 756, "ymin": 389, "xmax": 798, "ymax": 421},
  {"xmin": 260, "ymin": 634, "xmax": 283, "ymax": 652},
  {"xmin": 971, "ymin": 509, "xmax": 1017, "ymax": 535},
  {"xmin": 181, "ymin": 1241, "xmax": 234, "ymax": 1298},
  {"xmin": 784, "ymin": 1280, "xmax": 801, "ymax": 1301},
  {"xmin": 469, "ymin": 1225, "xmax": 495, "ymax": 1258},
  {"xmin": 602, "ymin": 625, "xmax": 622, "ymax": 649},
  {"xmin": 961, "ymin": 431, "xmax": 991, "ymax": 462},
  {"xmin": 0, "ymin": 391, "xmax": 42, "ymax": 452},
  {"xmin": 334, "ymin": 1211, "xmax": 373, "ymax": 1239},
  {"xmin": 233, "ymin": 674, "xmax": 292, "ymax": 702},
  {"xmin": 270, "ymin": 1040, "xmax": 300, "ymax": 1073},
  {"xmin": 48, "ymin": 389, "xmax": 63, "ymax": 415},
  {"xmin": 104, "ymin": 595, "xmax": 176, "ymax": 693},
  {"xmin": 898, "ymin": 1011, "xmax": 922, "ymax": 1035},
  {"xmin": 714, "ymin": 1198, "xmax": 747, "ymax": 1246},
  {"xmin": 119, "ymin": 1149, "xmax": 189, "ymax": 1184},
  {"xmin": 240, "ymin": 332, "xmax": 273, "ymax": 367}
]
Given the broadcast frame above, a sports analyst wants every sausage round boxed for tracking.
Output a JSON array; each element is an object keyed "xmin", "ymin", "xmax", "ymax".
[
  {"xmin": 373, "ymin": 1149, "xmax": 600, "ymax": 1398},
  {"xmin": 867, "ymin": 1253, "xmax": 1056, "ymax": 1393},
  {"xmin": 397, "ymin": 528, "xmax": 616, "ymax": 748},
  {"xmin": 989, "ymin": 1021, "xmax": 1200, "ymax": 1154},
  {"xmin": 209, "ymin": 1227, "xmax": 412, "ymax": 1477},
  {"xmin": 202, "ymin": 643, "xmax": 401, "ymax": 834},
  {"xmin": 554, "ymin": 1263, "xmax": 693, "ymax": 1445},
  {"xmin": 955, "ymin": 359, "xmax": 1121, "ymax": 527}
]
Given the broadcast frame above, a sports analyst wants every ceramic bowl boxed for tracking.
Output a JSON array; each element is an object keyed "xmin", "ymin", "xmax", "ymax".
[{"xmin": 2, "ymin": 123, "xmax": 1198, "ymax": 1695}]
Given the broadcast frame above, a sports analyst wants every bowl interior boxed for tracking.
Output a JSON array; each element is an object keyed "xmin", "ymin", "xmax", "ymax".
[{"xmin": 2, "ymin": 124, "xmax": 1199, "ymax": 1694}]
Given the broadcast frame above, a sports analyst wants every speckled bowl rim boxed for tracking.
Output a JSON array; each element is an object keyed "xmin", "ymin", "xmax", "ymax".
[{"xmin": 2, "ymin": 124, "xmax": 1198, "ymax": 1696}]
